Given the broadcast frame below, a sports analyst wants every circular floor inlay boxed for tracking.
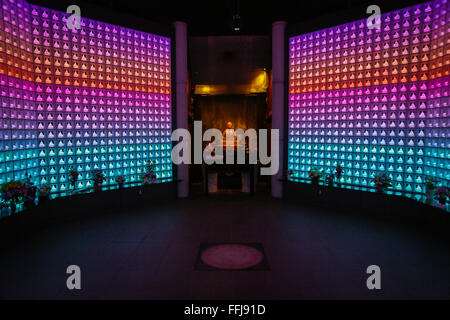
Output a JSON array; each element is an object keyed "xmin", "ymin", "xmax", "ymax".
[{"xmin": 201, "ymin": 244, "xmax": 263, "ymax": 270}]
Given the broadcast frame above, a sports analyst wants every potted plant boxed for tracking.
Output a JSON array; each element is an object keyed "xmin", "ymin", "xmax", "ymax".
[
  {"xmin": 372, "ymin": 173, "xmax": 392, "ymax": 193},
  {"xmin": 326, "ymin": 174, "xmax": 335, "ymax": 187},
  {"xmin": 91, "ymin": 169, "xmax": 106, "ymax": 192},
  {"xmin": 38, "ymin": 185, "xmax": 51, "ymax": 205},
  {"xmin": 434, "ymin": 186, "xmax": 448, "ymax": 207},
  {"xmin": 22, "ymin": 175, "xmax": 37, "ymax": 210},
  {"xmin": 0, "ymin": 180, "xmax": 24, "ymax": 214},
  {"xmin": 69, "ymin": 169, "xmax": 79, "ymax": 193},
  {"xmin": 424, "ymin": 177, "xmax": 438, "ymax": 204},
  {"xmin": 336, "ymin": 165, "xmax": 343, "ymax": 187},
  {"xmin": 115, "ymin": 175, "xmax": 126, "ymax": 189},
  {"xmin": 141, "ymin": 160, "xmax": 157, "ymax": 185},
  {"xmin": 308, "ymin": 168, "xmax": 322, "ymax": 185}
]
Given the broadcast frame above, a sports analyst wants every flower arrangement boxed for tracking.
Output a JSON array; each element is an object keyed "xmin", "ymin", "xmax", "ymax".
[
  {"xmin": 1, "ymin": 180, "xmax": 24, "ymax": 202},
  {"xmin": 0, "ymin": 180, "xmax": 24, "ymax": 213},
  {"xmin": 69, "ymin": 169, "xmax": 79, "ymax": 188},
  {"xmin": 372, "ymin": 173, "xmax": 392, "ymax": 193},
  {"xmin": 22, "ymin": 175, "xmax": 37, "ymax": 209},
  {"xmin": 91, "ymin": 169, "xmax": 106, "ymax": 191},
  {"xmin": 115, "ymin": 175, "xmax": 126, "ymax": 188},
  {"xmin": 308, "ymin": 168, "xmax": 322, "ymax": 185},
  {"xmin": 424, "ymin": 177, "xmax": 438, "ymax": 204},
  {"xmin": 141, "ymin": 160, "xmax": 157, "ymax": 185},
  {"xmin": 38, "ymin": 185, "xmax": 51, "ymax": 201},
  {"xmin": 336, "ymin": 165, "xmax": 342, "ymax": 178},
  {"xmin": 0, "ymin": 176, "xmax": 37, "ymax": 212},
  {"xmin": 326, "ymin": 174, "xmax": 335, "ymax": 187},
  {"xmin": 434, "ymin": 186, "xmax": 448, "ymax": 205}
]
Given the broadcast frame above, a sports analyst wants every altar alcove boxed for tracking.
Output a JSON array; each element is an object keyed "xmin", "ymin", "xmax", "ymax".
[{"xmin": 188, "ymin": 36, "xmax": 271, "ymax": 194}]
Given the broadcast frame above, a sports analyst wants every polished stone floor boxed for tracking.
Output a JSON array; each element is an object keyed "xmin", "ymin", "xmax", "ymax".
[{"xmin": 1, "ymin": 189, "xmax": 449, "ymax": 300}]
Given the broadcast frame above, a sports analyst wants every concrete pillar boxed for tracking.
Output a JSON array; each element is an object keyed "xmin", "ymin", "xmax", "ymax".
[
  {"xmin": 271, "ymin": 21, "xmax": 287, "ymax": 199},
  {"xmin": 173, "ymin": 21, "xmax": 189, "ymax": 198}
]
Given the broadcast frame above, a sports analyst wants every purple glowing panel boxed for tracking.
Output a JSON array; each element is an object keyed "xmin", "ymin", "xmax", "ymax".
[
  {"xmin": 288, "ymin": 0, "xmax": 449, "ymax": 200},
  {"xmin": 0, "ymin": 0, "xmax": 172, "ymax": 203}
]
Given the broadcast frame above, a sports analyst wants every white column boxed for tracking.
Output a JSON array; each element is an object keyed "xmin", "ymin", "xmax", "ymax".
[
  {"xmin": 271, "ymin": 21, "xmax": 287, "ymax": 199},
  {"xmin": 173, "ymin": 21, "xmax": 189, "ymax": 198}
]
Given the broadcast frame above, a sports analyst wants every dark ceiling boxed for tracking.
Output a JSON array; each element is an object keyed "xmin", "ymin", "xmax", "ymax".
[{"xmin": 30, "ymin": 0, "xmax": 426, "ymax": 36}]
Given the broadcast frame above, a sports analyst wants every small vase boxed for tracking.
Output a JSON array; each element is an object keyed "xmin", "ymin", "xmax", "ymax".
[
  {"xmin": 94, "ymin": 183, "xmax": 102, "ymax": 192},
  {"xmin": 336, "ymin": 174, "xmax": 342, "ymax": 187},
  {"xmin": 311, "ymin": 177, "xmax": 319, "ymax": 185},
  {"xmin": 328, "ymin": 180, "xmax": 333, "ymax": 187},
  {"xmin": 425, "ymin": 189, "xmax": 433, "ymax": 205},
  {"xmin": 1, "ymin": 206, "xmax": 8, "ymax": 217},
  {"xmin": 376, "ymin": 185, "xmax": 384, "ymax": 193},
  {"xmin": 10, "ymin": 202, "xmax": 16, "ymax": 214},
  {"xmin": 118, "ymin": 183, "xmax": 124, "ymax": 189}
]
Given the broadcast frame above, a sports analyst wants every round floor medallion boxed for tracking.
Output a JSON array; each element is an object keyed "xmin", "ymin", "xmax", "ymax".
[{"xmin": 201, "ymin": 244, "xmax": 263, "ymax": 270}]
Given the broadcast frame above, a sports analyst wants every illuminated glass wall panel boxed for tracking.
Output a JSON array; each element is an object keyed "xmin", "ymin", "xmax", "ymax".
[
  {"xmin": 0, "ymin": 0, "xmax": 172, "ymax": 197},
  {"xmin": 288, "ymin": 0, "xmax": 449, "ymax": 197}
]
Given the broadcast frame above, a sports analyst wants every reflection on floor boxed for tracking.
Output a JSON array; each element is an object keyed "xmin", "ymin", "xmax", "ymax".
[{"xmin": 0, "ymin": 187, "xmax": 449, "ymax": 299}]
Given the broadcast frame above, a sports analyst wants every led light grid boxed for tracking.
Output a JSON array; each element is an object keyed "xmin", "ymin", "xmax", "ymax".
[
  {"xmin": 288, "ymin": 0, "xmax": 449, "ymax": 197},
  {"xmin": 0, "ymin": 0, "xmax": 173, "ymax": 197}
]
